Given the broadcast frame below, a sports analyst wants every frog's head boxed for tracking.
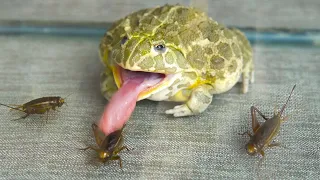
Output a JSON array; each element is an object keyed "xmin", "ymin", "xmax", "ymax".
[
  {"xmin": 114, "ymin": 33, "xmax": 192, "ymax": 75},
  {"xmin": 99, "ymin": 5, "xmax": 210, "ymax": 101},
  {"xmin": 102, "ymin": 27, "xmax": 198, "ymax": 101}
]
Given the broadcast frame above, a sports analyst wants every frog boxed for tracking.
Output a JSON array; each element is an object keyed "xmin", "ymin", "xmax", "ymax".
[{"xmin": 99, "ymin": 4, "xmax": 254, "ymax": 118}]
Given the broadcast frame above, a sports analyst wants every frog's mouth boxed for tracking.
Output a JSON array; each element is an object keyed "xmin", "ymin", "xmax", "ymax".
[
  {"xmin": 98, "ymin": 65, "xmax": 171, "ymax": 136},
  {"xmin": 112, "ymin": 65, "xmax": 171, "ymax": 100}
]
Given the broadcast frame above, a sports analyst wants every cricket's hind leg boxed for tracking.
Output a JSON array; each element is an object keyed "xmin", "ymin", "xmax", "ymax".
[
  {"xmin": 11, "ymin": 113, "xmax": 30, "ymax": 121},
  {"xmin": 8, "ymin": 104, "xmax": 24, "ymax": 111}
]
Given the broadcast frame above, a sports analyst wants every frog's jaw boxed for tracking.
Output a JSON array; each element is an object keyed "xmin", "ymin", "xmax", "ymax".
[
  {"xmin": 111, "ymin": 65, "xmax": 176, "ymax": 101},
  {"xmin": 111, "ymin": 66, "xmax": 122, "ymax": 89}
]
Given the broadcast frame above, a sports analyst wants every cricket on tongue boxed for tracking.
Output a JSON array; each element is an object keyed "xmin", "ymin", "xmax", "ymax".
[{"xmin": 98, "ymin": 68, "xmax": 165, "ymax": 136}]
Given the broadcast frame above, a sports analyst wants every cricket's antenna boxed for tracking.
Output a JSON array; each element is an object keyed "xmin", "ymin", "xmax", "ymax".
[
  {"xmin": 279, "ymin": 84, "xmax": 296, "ymax": 116},
  {"xmin": 64, "ymin": 93, "xmax": 73, "ymax": 100},
  {"xmin": 63, "ymin": 93, "xmax": 73, "ymax": 106}
]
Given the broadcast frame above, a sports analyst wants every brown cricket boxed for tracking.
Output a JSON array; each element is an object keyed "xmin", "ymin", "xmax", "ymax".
[
  {"xmin": 0, "ymin": 96, "xmax": 67, "ymax": 121},
  {"xmin": 241, "ymin": 84, "xmax": 296, "ymax": 158},
  {"xmin": 80, "ymin": 123, "xmax": 129, "ymax": 168}
]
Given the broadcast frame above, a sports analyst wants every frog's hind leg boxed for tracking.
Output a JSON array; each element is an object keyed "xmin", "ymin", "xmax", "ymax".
[
  {"xmin": 240, "ymin": 56, "xmax": 254, "ymax": 93},
  {"xmin": 232, "ymin": 28, "xmax": 254, "ymax": 93},
  {"xmin": 240, "ymin": 61, "xmax": 254, "ymax": 94},
  {"xmin": 250, "ymin": 70, "xmax": 254, "ymax": 83},
  {"xmin": 242, "ymin": 72, "xmax": 250, "ymax": 94}
]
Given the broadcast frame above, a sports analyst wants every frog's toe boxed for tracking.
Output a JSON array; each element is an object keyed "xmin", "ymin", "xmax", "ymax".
[
  {"xmin": 165, "ymin": 104, "xmax": 193, "ymax": 117},
  {"xmin": 241, "ymin": 70, "xmax": 255, "ymax": 94},
  {"xmin": 242, "ymin": 77, "xmax": 249, "ymax": 94},
  {"xmin": 250, "ymin": 71, "xmax": 254, "ymax": 83}
]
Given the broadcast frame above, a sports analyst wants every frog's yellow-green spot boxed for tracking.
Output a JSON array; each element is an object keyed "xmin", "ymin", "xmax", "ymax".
[
  {"xmin": 205, "ymin": 47, "xmax": 213, "ymax": 55},
  {"xmin": 231, "ymin": 42, "xmax": 241, "ymax": 57},
  {"xmin": 217, "ymin": 42, "xmax": 233, "ymax": 60},
  {"xmin": 165, "ymin": 67, "xmax": 177, "ymax": 74},
  {"xmin": 138, "ymin": 57, "xmax": 154, "ymax": 69},
  {"xmin": 228, "ymin": 60, "xmax": 238, "ymax": 73},
  {"xmin": 154, "ymin": 55, "xmax": 165, "ymax": 69},
  {"xmin": 210, "ymin": 55, "xmax": 225, "ymax": 70},
  {"xmin": 164, "ymin": 52, "xmax": 175, "ymax": 64}
]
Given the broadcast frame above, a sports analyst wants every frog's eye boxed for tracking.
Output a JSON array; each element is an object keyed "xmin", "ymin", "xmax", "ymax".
[
  {"xmin": 121, "ymin": 36, "xmax": 128, "ymax": 45},
  {"xmin": 154, "ymin": 44, "xmax": 166, "ymax": 53}
]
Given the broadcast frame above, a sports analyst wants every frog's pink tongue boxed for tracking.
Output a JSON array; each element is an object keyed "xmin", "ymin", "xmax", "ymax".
[{"xmin": 98, "ymin": 69, "xmax": 163, "ymax": 135}]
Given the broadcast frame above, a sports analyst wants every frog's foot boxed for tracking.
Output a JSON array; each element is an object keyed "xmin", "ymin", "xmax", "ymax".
[
  {"xmin": 165, "ymin": 84, "xmax": 213, "ymax": 117},
  {"xmin": 100, "ymin": 68, "xmax": 118, "ymax": 100},
  {"xmin": 165, "ymin": 104, "xmax": 193, "ymax": 117},
  {"xmin": 240, "ymin": 70, "xmax": 254, "ymax": 94}
]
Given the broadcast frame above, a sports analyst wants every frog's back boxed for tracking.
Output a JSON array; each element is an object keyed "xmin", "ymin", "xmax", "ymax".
[
  {"xmin": 201, "ymin": 26, "xmax": 253, "ymax": 92},
  {"xmin": 176, "ymin": 13, "xmax": 253, "ymax": 93},
  {"xmin": 100, "ymin": 5, "xmax": 207, "ymax": 53}
]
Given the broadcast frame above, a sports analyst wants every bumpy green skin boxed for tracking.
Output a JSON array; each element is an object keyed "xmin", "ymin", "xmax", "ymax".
[{"xmin": 99, "ymin": 4, "xmax": 254, "ymax": 117}]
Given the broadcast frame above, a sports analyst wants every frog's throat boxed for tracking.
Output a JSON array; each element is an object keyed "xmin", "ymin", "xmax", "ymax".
[{"xmin": 111, "ymin": 65, "xmax": 172, "ymax": 101}]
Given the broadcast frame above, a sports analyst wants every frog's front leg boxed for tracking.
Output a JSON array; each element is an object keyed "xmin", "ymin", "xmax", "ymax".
[
  {"xmin": 100, "ymin": 67, "xmax": 118, "ymax": 100},
  {"xmin": 165, "ymin": 84, "xmax": 213, "ymax": 117}
]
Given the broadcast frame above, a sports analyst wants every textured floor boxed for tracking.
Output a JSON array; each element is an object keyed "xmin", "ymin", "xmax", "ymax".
[
  {"xmin": 0, "ymin": 34, "xmax": 319, "ymax": 180},
  {"xmin": 0, "ymin": 1, "xmax": 320, "ymax": 180}
]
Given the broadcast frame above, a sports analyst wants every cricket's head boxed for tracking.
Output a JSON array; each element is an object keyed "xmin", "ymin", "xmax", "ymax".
[
  {"xmin": 245, "ymin": 142, "xmax": 258, "ymax": 156},
  {"xmin": 59, "ymin": 93, "xmax": 73, "ymax": 107},
  {"xmin": 58, "ymin": 98, "xmax": 65, "ymax": 107},
  {"xmin": 98, "ymin": 150, "xmax": 110, "ymax": 160}
]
